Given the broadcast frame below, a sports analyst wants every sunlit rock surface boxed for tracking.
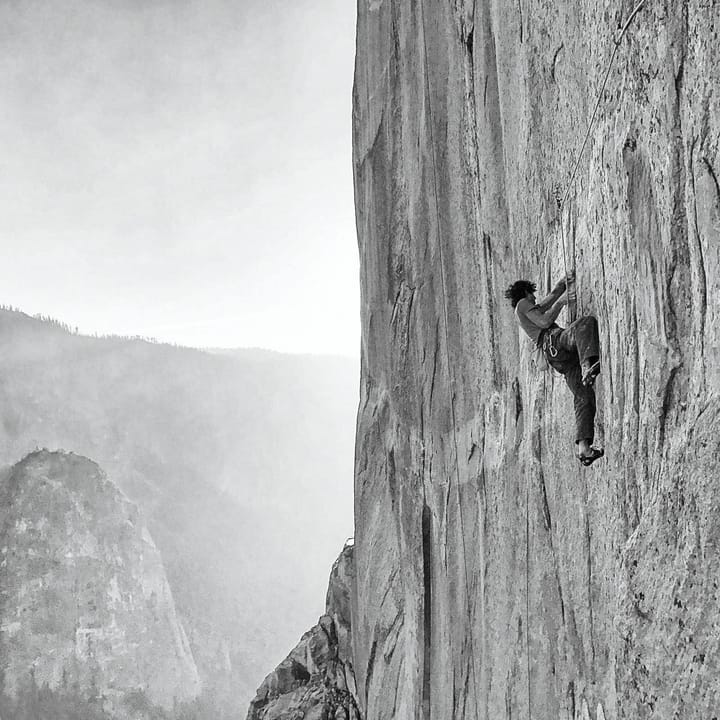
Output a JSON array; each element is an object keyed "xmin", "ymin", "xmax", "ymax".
[
  {"xmin": 247, "ymin": 544, "xmax": 361, "ymax": 720},
  {"xmin": 0, "ymin": 450, "xmax": 200, "ymax": 717},
  {"xmin": 352, "ymin": 1, "xmax": 719, "ymax": 718}
]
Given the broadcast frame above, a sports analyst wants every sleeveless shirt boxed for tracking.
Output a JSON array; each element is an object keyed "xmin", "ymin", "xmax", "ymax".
[{"xmin": 515, "ymin": 298, "xmax": 544, "ymax": 346}]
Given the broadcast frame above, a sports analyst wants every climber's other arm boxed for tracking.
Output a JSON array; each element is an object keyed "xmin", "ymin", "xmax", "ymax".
[
  {"xmin": 536, "ymin": 271, "xmax": 574, "ymax": 312},
  {"xmin": 521, "ymin": 292, "xmax": 568, "ymax": 328}
]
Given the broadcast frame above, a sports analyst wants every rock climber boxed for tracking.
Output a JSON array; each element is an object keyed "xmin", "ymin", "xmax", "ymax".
[{"xmin": 504, "ymin": 273, "xmax": 604, "ymax": 466}]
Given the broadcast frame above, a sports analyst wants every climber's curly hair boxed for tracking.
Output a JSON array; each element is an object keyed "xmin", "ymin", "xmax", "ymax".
[{"xmin": 504, "ymin": 280, "xmax": 537, "ymax": 308}]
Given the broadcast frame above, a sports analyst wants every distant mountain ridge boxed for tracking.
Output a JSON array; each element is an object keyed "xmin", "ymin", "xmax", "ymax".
[{"xmin": 0, "ymin": 307, "xmax": 359, "ymax": 716}]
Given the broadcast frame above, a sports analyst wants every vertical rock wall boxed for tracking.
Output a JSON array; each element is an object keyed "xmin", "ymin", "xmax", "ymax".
[{"xmin": 352, "ymin": 1, "xmax": 719, "ymax": 718}]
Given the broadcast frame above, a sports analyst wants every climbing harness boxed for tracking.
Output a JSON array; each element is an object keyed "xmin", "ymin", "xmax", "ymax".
[{"xmin": 558, "ymin": 0, "xmax": 648, "ymax": 319}]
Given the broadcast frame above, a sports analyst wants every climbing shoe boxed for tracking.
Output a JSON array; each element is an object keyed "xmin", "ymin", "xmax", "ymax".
[
  {"xmin": 578, "ymin": 447, "xmax": 604, "ymax": 467},
  {"xmin": 581, "ymin": 359, "xmax": 601, "ymax": 387}
]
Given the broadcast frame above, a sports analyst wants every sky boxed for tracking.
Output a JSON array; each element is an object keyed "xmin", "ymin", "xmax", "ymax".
[{"xmin": 0, "ymin": 0, "xmax": 359, "ymax": 355}]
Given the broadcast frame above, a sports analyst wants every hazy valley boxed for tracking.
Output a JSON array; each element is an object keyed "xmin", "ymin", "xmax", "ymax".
[{"xmin": 0, "ymin": 308, "xmax": 358, "ymax": 717}]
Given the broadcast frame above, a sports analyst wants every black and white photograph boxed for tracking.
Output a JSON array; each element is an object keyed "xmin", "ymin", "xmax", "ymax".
[{"xmin": 1, "ymin": 1, "xmax": 718, "ymax": 719}]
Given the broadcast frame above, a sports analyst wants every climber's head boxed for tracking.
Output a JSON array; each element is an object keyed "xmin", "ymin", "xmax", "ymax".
[{"xmin": 504, "ymin": 280, "xmax": 537, "ymax": 308}]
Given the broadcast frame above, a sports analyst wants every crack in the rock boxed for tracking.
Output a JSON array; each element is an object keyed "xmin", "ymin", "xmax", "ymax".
[
  {"xmin": 428, "ymin": 319, "xmax": 440, "ymax": 409},
  {"xmin": 703, "ymin": 157, "xmax": 720, "ymax": 205},
  {"xmin": 551, "ymin": 43, "xmax": 564, "ymax": 83},
  {"xmin": 517, "ymin": 0, "xmax": 524, "ymax": 43},
  {"xmin": 421, "ymin": 504, "xmax": 433, "ymax": 720},
  {"xmin": 585, "ymin": 510, "xmax": 596, "ymax": 667}
]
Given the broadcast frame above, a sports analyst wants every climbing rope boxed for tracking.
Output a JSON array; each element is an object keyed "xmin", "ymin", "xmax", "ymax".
[
  {"xmin": 418, "ymin": 0, "xmax": 481, "ymax": 714},
  {"xmin": 558, "ymin": 0, "xmax": 647, "ymax": 318},
  {"xmin": 410, "ymin": 2, "xmax": 647, "ymax": 717},
  {"xmin": 527, "ymin": 4, "xmax": 648, "ymax": 718}
]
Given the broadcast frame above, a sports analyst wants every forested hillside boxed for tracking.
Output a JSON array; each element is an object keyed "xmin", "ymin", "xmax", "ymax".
[{"xmin": 0, "ymin": 308, "xmax": 358, "ymax": 715}]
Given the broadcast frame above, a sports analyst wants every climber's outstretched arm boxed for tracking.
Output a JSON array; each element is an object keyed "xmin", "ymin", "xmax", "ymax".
[
  {"xmin": 535, "ymin": 285, "xmax": 564, "ymax": 312},
  {"xmin": 520, "ymin": 292, "xmax": 568, "ymax": 329},
  {"xmin": 536, "ymin": 272, "xmax": 574, "ymax": 312}
]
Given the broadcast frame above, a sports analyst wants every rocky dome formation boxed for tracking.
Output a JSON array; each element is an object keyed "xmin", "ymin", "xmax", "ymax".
[
  {"xmin": 0, "ymin": 450, "xmax": 200, "ymax": 717},
  {"xmin": 351, "ymin": 1, "xmax": 719, "ymax": 719},
  {"xmin": 0, "ymin": 308, "xmax": 357, "ymax": 714},
  {"xmin": 246, "ymin": 544, "xmax": 360, "ymax": 720}
]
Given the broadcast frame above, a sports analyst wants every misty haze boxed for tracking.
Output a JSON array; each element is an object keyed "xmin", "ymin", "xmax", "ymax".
[
  {"xmin": 7, "ymin": 0, "xmax": 711, "ymax": 718},
  {"xmin": 0, "ymin": 0, "xmax": 359, "ymax": 719},
  {"xmin": 0, "ymin": 309, "xmax": 358, "ymax": 717}
]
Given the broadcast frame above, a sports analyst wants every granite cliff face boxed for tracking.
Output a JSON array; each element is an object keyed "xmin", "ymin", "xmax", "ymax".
[
  {"xmin": 352, "ymin": 1, "xmax": 719, "ymax": 719},
  {"xmin": 0, "ymin": 450, "xmax": 200, "ymax": 718},
  {"xmin": 246, "ymin": 544, "xmax": 361, "ymax": 720}
]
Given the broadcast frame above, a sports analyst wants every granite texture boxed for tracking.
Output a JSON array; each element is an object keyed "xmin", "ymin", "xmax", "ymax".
[
  {"xmin": 352, "ymin": 1, "xmax": 720, "ymax": 718},
  {"xmin": 246, "ymin": 544, "xmax": 360, "ymax": 720}
]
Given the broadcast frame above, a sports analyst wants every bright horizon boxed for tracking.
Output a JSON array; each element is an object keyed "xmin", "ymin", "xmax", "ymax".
[
  {"xmin": 2, "ymin": 303, "xmax": 358, "ymax": 359},
  {"xmin": 0, "ymin": 0, "xmax": 360, "ymax": 356}
]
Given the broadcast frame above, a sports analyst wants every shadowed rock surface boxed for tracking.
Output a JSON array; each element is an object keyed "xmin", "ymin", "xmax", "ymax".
[
  {"xmin": 247, "ymin": 544, "xmax": 361, "ymax": 720},
  {"xmin": 352, "ymin": 1, "xmax": 719, "ymax": 718},
  {"xmin": 0, "ymin": 450, "xmax": 200, "ymax": 718}
]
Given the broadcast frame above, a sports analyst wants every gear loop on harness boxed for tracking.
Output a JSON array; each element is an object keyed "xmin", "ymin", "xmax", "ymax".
[{"xmin": 542, "ymin": 329, "xmax": 560, "ymax": 359}]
